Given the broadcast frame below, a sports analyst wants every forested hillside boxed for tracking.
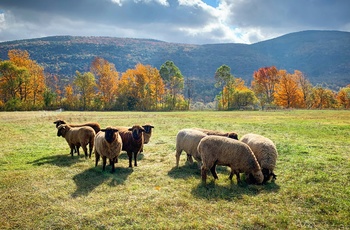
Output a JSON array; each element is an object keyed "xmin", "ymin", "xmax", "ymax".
[{"xmin": 0, "ymin": 30, "xmax": 349, "ymax": 102}]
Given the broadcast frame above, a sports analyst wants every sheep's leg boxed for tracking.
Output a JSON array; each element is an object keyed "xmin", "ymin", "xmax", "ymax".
[
  {"xmin": 69, "ymin": 144, "xmax": 75, "ymax": 157},
  {"xmin": 235, "ymin": 172, "xmax": 241, "ymax": 183},
  {"xmin": 127, "ymin": 152, "xmax": 133, "ymax": 167},
  {"xmin": 134, "ymin": 152, "xmax": 138, "ymax": 167},
  {"xmin": 88, "ymin": 142, "xmax": 93, "ymax": 159},
  {"xmin": 95, "ymin": 151, "xmax": 100, "ymax": 167},
  {"xmin": 82, "ymin": 145, "xmax": 88, "ymax": 158},
  {"xmin": 110, "ymin": 159, "xmax": 115, "ymax": 173},
  {"xmin": 102, "ymin": 156, "xmax": 107, "ymax": 171},
  {"xmin": 76, "ymin": 146, "xmax": 80, "ymax": 156},
  {"xmin": 201, "ymin": 166, "xmax": 208, "ymax": 183},
  {"xmin": 175, "ymin": 149, "xmax": 182, "ymax": 167},
  {"xmin": 210, "ymin": 161, "xmax": 218, "ymax": 180}
]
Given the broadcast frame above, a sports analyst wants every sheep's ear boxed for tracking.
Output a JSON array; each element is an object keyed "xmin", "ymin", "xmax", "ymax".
[
  {"xmin": 101, "ymin": 129, "xmax": 106, "ymax": 132},
  {"xmin": 113, "ymin": 129, "xmax": 119, "ymax": 132},
  {"xmin": 53, "ymin": 121, "xmax": 57, "ymax": 124},
  {"xmin": 128, "ymin": 128, "xmax": 133, "ymax": 131}
]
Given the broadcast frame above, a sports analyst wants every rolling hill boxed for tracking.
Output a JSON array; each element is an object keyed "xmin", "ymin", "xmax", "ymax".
[{"xmin": 1, "ymin": 30, "xmax": 349, "ymax": 102}]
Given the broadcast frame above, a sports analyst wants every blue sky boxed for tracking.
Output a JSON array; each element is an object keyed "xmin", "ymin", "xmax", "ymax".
[{"xmin": 0, "ymin": 0, "xmax": 349, "ymax": 44}]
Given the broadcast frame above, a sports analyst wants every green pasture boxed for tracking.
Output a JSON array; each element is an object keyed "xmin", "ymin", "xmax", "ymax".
[{"xmin": 0, "ymin": 110, "xmax": 349, "ymax": 229}]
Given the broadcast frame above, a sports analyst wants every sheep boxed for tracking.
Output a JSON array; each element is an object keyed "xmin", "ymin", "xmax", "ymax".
[
  {"xmin": 118, "ymin": 125, "xmax": 145, "ymax": 167},
  {"xmin": 94, "ymin": 127, "xmax": 122, "ymax": 173},
  {"xmin": 53, "ymin": 119, "xmax": 101, "ymax": 134},
  {"xmin": 57, "ymin": 124, "xmax": 96, "ymax": 158},
  {"xmin": 175, "ymin": 128, "xmax": 207, "ymax": 167},
  {"xmin": 240, "ymin": 133, "xmax": 278, "ymax": 183},
  {"xmin": 197, "ymin": 135, "xmax": 264, "ymax": 184},
  {"xmin": 114, "ymin": 124, "xmax": 154, "ymax": 152},
  {"xmin": 193, "ymin": 127, "xmax": 238, "ymax": 140}
]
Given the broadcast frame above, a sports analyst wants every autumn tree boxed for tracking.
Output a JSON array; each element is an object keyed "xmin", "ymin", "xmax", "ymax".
[
  {"xmin": 310, "ymin": 86, "xmax": 337, "ymax": 109},
  {"xmin": 0, "ymin": 60, "xmax": 29, "ymax": 110},
  {"xmin": 8, "ymin": 49, "xmax": 46, "ymax": 108},
  {"xmin": 337, "ymin": 84, "xmax": 350, "ymax": 109},
  {"xmin": 214, "ymin": 65, "xmax": 235, "ymax": 110},
  {"xmin": 159, "ymin": 61, "xmax": 184, "ymax": 110},
  {"xmin": 295, "ymin": 70, "xmax": 313, "ymax": 108},
  {"xmin": 252, "ymin": 66, "xmax": 280, "ymax": 109},
  {"xmin": 90, "ymin": 57, "xmax": 119, "ymax": 109},
  {"xmin": 117, "ymin": 63, "xmax": 165, "ymax": 111},
  {"xmin": 274, "ymin": 70, "xmax": 303, "ymax": 108},
  {"xmin": 73, "ymin": 71, "xmax": 96, "ymax": 110}
]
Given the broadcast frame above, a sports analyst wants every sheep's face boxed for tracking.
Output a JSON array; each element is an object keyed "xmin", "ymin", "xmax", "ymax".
[
  {"xmin": 251, "ymin": 170, "xmax": 264, "ymax": 184},
  {"xmin": 228, "ymin": 132, "xmax": 238, "ymax": 140},
  {"xmin": 53, "ymin": 120, "xmax": 66, "ymax": 128},
  {"xmin": 142, "ymin": 125, "xmax": 154, "ymax": 134},
  {"xmin": 57, "ymin": 125, "xmax": 68, "ymax": 137},
  {"xmin": 101, "ymin": 128, "xmax": 119, "ymax": 143},
  {"xmin": 129, "ymin": 126, "xmax": 145, "ymax": 140}
]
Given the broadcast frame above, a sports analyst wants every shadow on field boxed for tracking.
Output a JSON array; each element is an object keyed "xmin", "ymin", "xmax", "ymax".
[
  {"xmin": 168, "ymin": 164, "xmax": 229, "ymax": 179},
  {"xmin": 72, "ymin": 166, "xmax": 133, "ymax": 197},
  {"xmin": 29, "ymin": 154, "xmax": 80, "ymax": 167},
  {"xmin": 191, "ymin": 180, "xmax": 280, "ymax": 201}
]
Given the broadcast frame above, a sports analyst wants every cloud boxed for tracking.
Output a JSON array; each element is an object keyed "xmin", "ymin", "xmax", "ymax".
[{"xmin": 0, "ymin": 0, "xmax": 349, "ymax": 44}]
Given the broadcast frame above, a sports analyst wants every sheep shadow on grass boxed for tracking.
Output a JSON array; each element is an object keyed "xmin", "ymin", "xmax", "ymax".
[
  {"xmin": 72, "ymin": 166, "xmax": 133, "ymax": 198},
  {"xmin": 191, "ymin": 179, "xmax": 280, "ymax": 201},
  {"xmin": 29, "ymin": 154, "xmax": 81, "ymax": 167},
  {"xmin": 168, "ymin": 163, "xmax": 230, "ymax": 179}
]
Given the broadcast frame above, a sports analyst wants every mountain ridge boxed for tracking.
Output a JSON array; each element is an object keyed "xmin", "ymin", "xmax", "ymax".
[{"xmin": 1, "ymin": 30, "xmax": 349, "ymax": 101}]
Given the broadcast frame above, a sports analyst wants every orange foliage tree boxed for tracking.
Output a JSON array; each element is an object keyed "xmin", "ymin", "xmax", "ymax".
[
  {"xmin": 274, "ymin": 70, "xmax": 303, "ymax": 108},
  {"xmin": 337, "ymin": 84, "xmax": 350, "ymax": 109},
  {"xmin": 252, "ymin": 66, "xmax": 280, "ymax": 108},
  {"xmin": 117, "ymin": 63, "xmax": 165, "ymax": 110},
  {"xmin": 8, "ymin": 50, "xmax": 46, "ymax": 108},
  {"xmin": 90, "ymin": 57, "xmax": 119, "ymax": 109},
  {"xmin": 310, "ymin": 86, "xmax": 337, "ymax": 109}
]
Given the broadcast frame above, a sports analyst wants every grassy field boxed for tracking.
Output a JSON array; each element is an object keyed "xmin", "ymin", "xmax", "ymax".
[{"xmin": 0, "ymin": 110, "xmax": 349, "ymax": 229}]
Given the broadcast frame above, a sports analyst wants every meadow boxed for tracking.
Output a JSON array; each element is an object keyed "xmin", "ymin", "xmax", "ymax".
[{"xmin": 0, "ymin": 110, "xmax": 349, "ymax": 229}]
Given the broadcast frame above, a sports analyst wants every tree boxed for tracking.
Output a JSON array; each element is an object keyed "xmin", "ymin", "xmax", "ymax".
[
  {"xmin": 73, "ymin": 71, "xmax": 96, "ymax": 110},
  {"xmin": 295, "ymin": 70, "xmax": 313, "ymax": 108},
  {"xmin": 310, "ymin": 86, "xmax": 337, "ymax": 109},
  {"xmin": 274, "ymin": 70, "xmax": 303, "ymax": 108},
  {"xmin": 0, "ymin": 60, "xmax": 29, "ymax": 109},
  {"xmin": 252, "ymin": 66, "xmax": 280, "ymax": 109},
  {"xmin": 337, "ymin": 84, "xmax": 350, "ymax": 109},
  {"xmin": 8, "ymin": 49, "xmax": 46, "ymax": 108},
  {"xmin": 90, "ymin": 57, "xmax": 119, "ymax": 109},
  {"xmin": 159, "ymin": 61, "xmax": 184, "ymax": 110},
  {"xmin": 214, "ymin": 65, "xmax": 234, "ymax": 110}
]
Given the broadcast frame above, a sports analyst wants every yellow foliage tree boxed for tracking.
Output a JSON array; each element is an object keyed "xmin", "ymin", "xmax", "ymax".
[
  {"xmin": 274, "ymin": 70, "xmax": 303, "ymax": 108},
  {"xmin": 337, "ymin": 84, "xmax": 350, "ymax": 109}
]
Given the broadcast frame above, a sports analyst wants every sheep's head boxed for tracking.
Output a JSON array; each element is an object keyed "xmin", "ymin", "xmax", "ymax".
[
  {"xmin": 251, "ymin": 170, "xmax": 264, "ymax": 185},
  {"xmin": 227, "ymin": 132, "xmax": 238, "ymax": 140},
  {"xmin": 57, "ymin": 124, "xmax": 70, "ymax": 137},
  {"xmin": 128, "ymin": 125, "xmax": 145, "ymax": 140},
  {"xmin": 142, "ymin": 124, "xmax": 154, "ymax": 134},
  {"xmin": 53, "ymin": 119, "xmax": 66, "ymax": 128},
  {"xmin": 101, "ymin": 127, "xmax": 119, "ymax": 143}
]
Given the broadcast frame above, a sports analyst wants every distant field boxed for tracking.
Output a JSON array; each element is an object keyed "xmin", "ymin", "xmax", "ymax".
[{"xmin": 0, "ymin": 110, "xmax": 349, "ymax": 229}]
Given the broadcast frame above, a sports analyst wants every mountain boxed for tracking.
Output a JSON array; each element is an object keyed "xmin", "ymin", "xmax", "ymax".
[{"xmin": 1, "ymin": 30, "xmax": 349, "ymax": 102}]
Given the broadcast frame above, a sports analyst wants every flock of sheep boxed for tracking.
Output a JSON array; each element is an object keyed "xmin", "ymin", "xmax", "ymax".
[{"xmin": 54, "ymin": 119, "xmax": 278, "ymax": 185}]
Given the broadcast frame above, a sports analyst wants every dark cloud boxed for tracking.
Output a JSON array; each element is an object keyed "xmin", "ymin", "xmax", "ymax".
[{"xmin": 0, "ymin": 0, "xmax": 349, "ymax": 44}]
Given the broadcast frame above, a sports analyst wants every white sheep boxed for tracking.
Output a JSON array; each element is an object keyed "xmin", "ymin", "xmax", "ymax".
[
  {"xmin": 198, "ymin": 135, "xmax": 264, "ymax": 184},
  {"xmin": 94, "ymin": 127, "xmax": 123, "ymax": 173},
  {"xmin": 240, "ymin": 133, "xmax": 278, "ymax": 183},
  {"xmin": 175, "ymin": 128, "xmax": 207, "ymax": 167},
  {"xmin": 57, "ymin": 124, "xmax": 96, "ymax": 158},
  {"xmin": 192, "ymin": 127, "xmax": 238, "ymax": 140}
]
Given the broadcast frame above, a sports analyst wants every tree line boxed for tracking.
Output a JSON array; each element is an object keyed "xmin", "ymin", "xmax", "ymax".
[{"xmin": 0, "ymin": 49, "xmax": 349, "ymax": 111}]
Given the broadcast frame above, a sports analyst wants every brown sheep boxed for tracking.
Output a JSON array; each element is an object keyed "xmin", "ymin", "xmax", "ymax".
[
  {"xmin": 192, "ymin": 127, "xmax": 238, "ymax": 140},
  {"xmin": 94, "ymin": 127, "xmax": 123, "ymax": 173},
  {"xmin": 57, "ymin": 124, "xmax": 95, "ymax": 158},
  {"xmin": 198, "ymin": 135, "xmax": 263, "ymax": 184},
  {"xmin": 118, "ymin": 125, "xmax": 145, "ymax": 167},
  {"xmin": 54, "ymin": 119, "xmax": 101, "ymax": 133}
]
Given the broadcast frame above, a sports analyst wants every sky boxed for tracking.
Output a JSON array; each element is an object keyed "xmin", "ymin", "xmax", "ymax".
[{"xmin": 0, "ymin": 0, "xmax": 349, "ymax": 44}]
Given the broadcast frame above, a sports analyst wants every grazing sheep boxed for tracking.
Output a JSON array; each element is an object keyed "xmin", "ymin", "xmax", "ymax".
[
  {"xmin": 198, "ymin": 136, "xmax": 264, "ymax": 184},
  {"xmin": 175, "ymin": 128, "xmax": 207, "ymax": 167},
  {"xmin": 54, "ymin": 119, "xmax": 101, "ymax": 133},
  {"xmin": 240, "ymin": 133, "xmax": 278, "ymax": 183},
  {"xmin": 94, "ymin": 127, "xmax": 122, "ymax": 173},
  {"xmin": 57, "ymin": 124, "xmax": 95, "ymax": 158},
  {"xmin": 118, "ymin": 125, "xmax": 145, "ymax": 167},
  {"xmin": 193, "ymin": 127, "xmax": 238, "ymax": 140}
]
